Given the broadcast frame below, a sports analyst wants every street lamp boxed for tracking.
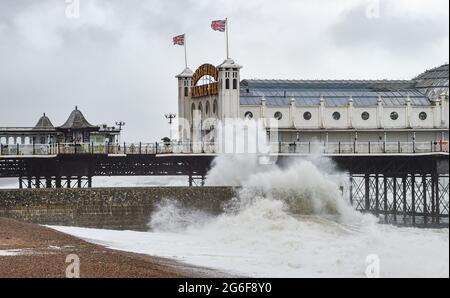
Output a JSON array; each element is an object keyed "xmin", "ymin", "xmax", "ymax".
[
  {"xmin": 115, "ymin": 121, "xmax": 125, "ymax": 143},
  {"xmin": 165, "ymin": 113, "xmax": 177, "ymax": 140}
]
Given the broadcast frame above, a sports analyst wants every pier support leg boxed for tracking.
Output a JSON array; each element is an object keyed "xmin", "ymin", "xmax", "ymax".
[
  {"xmin": 349, "ymin": 176, "xmax": 353, "ymax": 206},
  {"xmin": 55, "ymin": 176, "xmax": 61, "ymax": 188},
  {"xmin": 431, "ymin": 174, "xmax": 436, "ymax": 225},
  {"xmin": 402, "ymin": 176, "xmax": 407, "ymax": 225},
  {"xmin": 364, "ymin": 174, "xmax": 370, "ymax": 212},
  {"xmin": 375, "ymin": 174, "xmax": 379, "ymax": 217},
  {"xmin": 422, "ymin": 175, "xmax": 428, "ymax": 226},
  {"xmin": 411, "ymin": 175, "xmax": 416, "ymax": 225},
  {"xmin": 18, "ymin": 177, "xmax": 23, "ymax": 189},
  {"xmin": 435, "ymin": 174, "xmax": 440, "ymax": 225},
  {"xmin": 87, "ymin": 176, "xmax": 92, "ymax": 188},
  {"xmin": 46, "ymin": 177, "xmax": 52, "ymax": 189},
  {"xmin": 393, "ymin": 177, "xmax": 397, "ymax": 224},
  {"xmin": 383, "ymin": 176, "xmax": 388, "ymax": 223}
]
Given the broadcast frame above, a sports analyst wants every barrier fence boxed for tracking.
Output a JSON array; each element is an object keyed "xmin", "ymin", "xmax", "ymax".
[{"xmin": 0, "ymin": 141, "xmax": 448, "ymax": 156}]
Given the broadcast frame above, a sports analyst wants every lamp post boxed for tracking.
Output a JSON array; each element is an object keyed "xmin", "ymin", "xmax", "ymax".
[
  {"xmin": 115, "ymin": 121, "xmax": 125, "ymax": 143},
  {"xmin": 165, "ymin": 113, "xmax": 177, "ymax": 141}
]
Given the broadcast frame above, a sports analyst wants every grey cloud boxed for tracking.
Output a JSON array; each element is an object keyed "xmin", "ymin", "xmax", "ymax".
[
  {"xmin": 0, "ymin": 0, "xmax": 448, "ymax": 141},
  {"xmin": 328, "ymin": 2, "xmax": 449, "ymax": 53}
]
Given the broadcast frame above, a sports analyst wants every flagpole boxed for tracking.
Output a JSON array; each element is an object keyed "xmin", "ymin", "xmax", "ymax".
[
  {"xmin": 184, "ymin": 34, "xmax": 188, "ymax": 68},
  {"xmin": 225, "ymin": 18, "xmax": 229, "ymax": 59}
]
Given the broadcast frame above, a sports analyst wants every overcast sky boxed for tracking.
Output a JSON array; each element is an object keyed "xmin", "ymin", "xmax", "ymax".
[{"xmin": 0, "ymin": 0, "xmax": 448, "ymax": 141}]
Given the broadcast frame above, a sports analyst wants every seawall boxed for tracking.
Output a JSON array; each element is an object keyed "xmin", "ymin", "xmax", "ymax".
[{"xmin": 0, "ymin": 187, "xmax": 235, "ymax": 231}]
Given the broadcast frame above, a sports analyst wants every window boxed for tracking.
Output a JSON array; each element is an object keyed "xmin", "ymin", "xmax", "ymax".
[
  {"xmin": 213, "ymin": 100, "xmax": 218, "ymax": 115},
  {"xmin": 244, "ymin": 111, "xmax": 253, "ymax": 119},
  {"xmin": 184, "ymin": 87, "xmax": 189, "ymax": 97},
  {"xmin": 225, "ymin": 78, "xmax": 230, "ymax": 89},
  {"xmin": 233, "ymin": 79, "xmax": 237, "ymax": 90},
  {"xmin": 332, "ymin": 112, "xmax": 341, "ymax": 120},
  {"xmin": 361, "ymin": 112, "xmax": 370, "ymax": 120},
  {"xmin": 206, "ymin": 101, "xmax": 210, "ymax": 117},
  {"xmin": 191, "ymin": 103, "xmax": 196, "ymax": 118},
  {"xmin": 303, "ymin": 112, "xmax": 312, "ymax": 120},
  {"xmin": 198, "ymin": 103, "xmax": 203, "ymax": 117},
  {"xmin": 390, "ymin": 111, "xmax": 399, "ymax": 120},
  {"xmin": 274, "ymin": 112, "xmax": 283, "ymax": 120},
  {"xmin": 419, "ymin": 112, "xmax": 427, "ymax": 120}
]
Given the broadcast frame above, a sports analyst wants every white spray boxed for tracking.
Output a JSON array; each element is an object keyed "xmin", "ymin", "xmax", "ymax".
[{"xmin": 143, "ymin": 120, "xmax": 448, "ymax": 277}]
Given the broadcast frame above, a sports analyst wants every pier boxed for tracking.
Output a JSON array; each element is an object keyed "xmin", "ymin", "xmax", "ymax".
[{"xmin": 0, "ymin": 141, "xmax": 448, "ymax": 228}]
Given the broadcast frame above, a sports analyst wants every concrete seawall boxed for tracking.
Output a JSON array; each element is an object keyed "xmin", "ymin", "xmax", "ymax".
[{"xmin": 0, "ymin": 187, "xmax": 235, "ymax": 231}]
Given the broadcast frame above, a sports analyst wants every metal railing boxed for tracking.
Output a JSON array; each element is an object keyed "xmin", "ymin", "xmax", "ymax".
[{"xmin": 0, "ymin": 141, "xmax": 448, "ymax": 156}]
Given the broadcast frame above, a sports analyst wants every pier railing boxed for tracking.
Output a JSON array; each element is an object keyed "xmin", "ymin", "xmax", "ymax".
[{"xmin": 0, "ymin": 141, "xmax": 448, "ymax": 156}]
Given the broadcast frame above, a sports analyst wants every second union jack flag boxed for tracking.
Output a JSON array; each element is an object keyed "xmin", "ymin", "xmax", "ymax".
[
  {"xmin": 211, "ymin": 20, "xmax": 226, "ymax": 32},
  {"xmin": 173, "ymin": 34, "xmax": 185, "ymax": 46}
]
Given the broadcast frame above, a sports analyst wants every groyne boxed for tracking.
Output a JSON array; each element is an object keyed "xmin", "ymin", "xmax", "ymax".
[{"xmin": 0, "ymin": 187, "xmax": 235, "ymax": 231}]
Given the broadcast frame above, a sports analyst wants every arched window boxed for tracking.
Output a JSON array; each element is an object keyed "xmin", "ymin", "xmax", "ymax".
[
  {"xmin": 184, "ymin": 87, "xmax": 189, "ymax": 97},
  {"xmin": 244, "ymin": 111, "xmax": 253, "ymax": 119},
  {"xmin": 199, "ymin": 102, "xmax": 203, "ymax": 118},
  {"xmin": 191, "ymin": 103, "xmax": 196, "ymax": 119},
  {"xmin": 233, "ymin": 79, "xmax": 237, "ymax": 90},
  {"xmin": 213, "ymin": 100, "xmax": 218, "ymax": 115},
  {"xmin": 225, "ymin": 78, "xmax": 230, "ymax": 89},
  {"xmin": 206, "ymin": 101, "xmax": 210, "ymax": 117}
]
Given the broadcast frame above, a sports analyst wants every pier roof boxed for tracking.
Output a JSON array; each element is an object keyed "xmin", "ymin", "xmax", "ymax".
[
  {"xmin": 33, "ymin": 113, "xmax": 55, "ymax": 131},
  {"xmin": 58, "ymin": 107, "xmax": 99, "ymax": 131},
  {"xmin": 240, "ymin": 79, "xmax": 430, "ymax": 107}
]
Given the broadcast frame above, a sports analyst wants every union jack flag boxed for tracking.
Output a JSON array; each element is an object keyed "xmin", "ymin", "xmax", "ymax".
[
  {"xmin": 211, "ymin": 19, "xmax": 226, "ymax": 32},
  {"xmin": 173, "ymin": 34, "xmax": 185, "ymax": 46}
]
